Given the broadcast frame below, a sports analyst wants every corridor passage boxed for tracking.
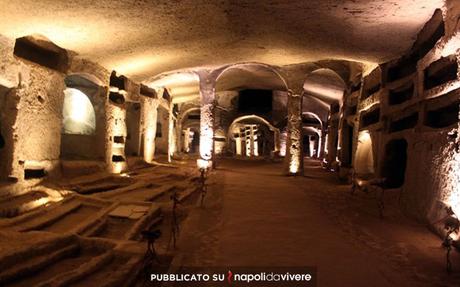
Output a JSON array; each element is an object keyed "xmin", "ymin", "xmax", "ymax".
[{"xmin": 176, "ymin": 159, "xmax": 460, "ymax": 287}]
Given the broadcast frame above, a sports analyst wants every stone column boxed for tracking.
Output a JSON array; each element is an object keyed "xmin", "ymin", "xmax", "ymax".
[
  {"xmin": 176, "ymin": 119, "xmax": 182, "ymax": 153},
  {"xmin": 273, "ymin": 129, "xmax": 280, "ymax": 155},
  {"xmin": 250, "ymin": 125, "xmax": 255, "ymax": 157},
  {"xmin": 141, "ymin": 96, "xmax": 159, "ymax": 163},
  {"xmin": 167, "ymin": 103, "xmax": 175, "ymax": 162},
  {"xmin": 285, "ymin": 91, "xmax": 303, "ymax": 175},
  {"xmin": 198, "ymin": 72, "xmax": 215, "ymax": 168},
  {"xmin": 326, "ymin": 117, "xmax": 339, "ymax": 167},
  {"xmin": 319, "ymin": 129, "xmax": 326, "ymax": 158}
]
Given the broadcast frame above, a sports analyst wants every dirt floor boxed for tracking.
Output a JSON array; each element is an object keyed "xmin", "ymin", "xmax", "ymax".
[{"xmin": 174, "ymin": 158, "xmax": 460, "ymax": 287}]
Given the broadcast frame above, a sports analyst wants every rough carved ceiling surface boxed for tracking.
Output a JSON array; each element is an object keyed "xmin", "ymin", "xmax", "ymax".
[{"xmin": 0, "ymin": 0, "xmax": 443, "ymax": 82}]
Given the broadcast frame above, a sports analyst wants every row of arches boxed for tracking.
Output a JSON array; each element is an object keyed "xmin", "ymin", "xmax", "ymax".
[{"xmin": 151, "ymin": 61, "xmax": 349, "ymax": 170}]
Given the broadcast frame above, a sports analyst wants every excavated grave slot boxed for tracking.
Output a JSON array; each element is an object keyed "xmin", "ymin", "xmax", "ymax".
[
  {"xmin": 40, "ymin": 204, "xmax": 100, "ymax": 233},
  {"xmin": 6, "ymin": 245, "xmax": 106, "ymax": 287},
  {"xmin": 13, "ymin": 36, "xmax": 69, "ymax": 72},
  {"xmin": 72, "ymin": 177, "xmax": 134, "ymax": 194},
  {"xmin": 140, "ymin": 84, "xmax": 157, "ymax": 98},
  {"xmin": 389, "ymin": 112, "xmax": 419, "ymax": 133},
  {"xmin": 387, "ymin": 55, "xmax": 418, "ymax": 83},
  {"xmin": 24, "ymin": 168, "xmax": 46, "ymax": 180},
  {"xmin": 362, "ymin": 83, "xmax": 381, "ymax": 99},
  {"xmin": 388, "ymin": 84, "xmax": 414, "ymax": 105},
  {"xmin": 424, "ymin": 56, "xmax": 458, "ymax": 90},
  {"xmin": 109, "ymin": 91, "xmax": 125, "ymax": 105},
  {"xmin": 360, "ymin": 108, "xmax": 380, "ymax": 129},
  {"xmin": 0, "ymin": 191, "xmax": 49, "ymax": 218},
  {"xmin": 109, "ymin": 72, "xmax": 126, "ymax": 90},
  {"xmin": 92, "ymin": 216, "xmax": 137, "ymax": 240},
  {"xmin": 113, "ymin": 136, "xmax": 125, "ymax": 144},
  {"xmin": 387, "ymin": 9, "xmax": 445, "ymax": 83},
  {"xmin": 424, "ymin": 101, "xmax": 459, "ymax": 128}
]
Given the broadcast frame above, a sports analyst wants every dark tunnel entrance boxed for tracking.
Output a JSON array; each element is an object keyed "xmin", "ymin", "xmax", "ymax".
[{"xmin": 381, "ymin": 139, "xmax": 408, "ymax": 188}]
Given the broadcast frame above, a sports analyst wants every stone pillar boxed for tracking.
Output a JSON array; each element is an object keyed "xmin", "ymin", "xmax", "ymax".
[
  {"xmin": 319, "ymin": 129, "xmax": 326, "ymax": 158},
  {"xmin": 250, "ymin": 125, "xmax": 255, "ymax": 157},
  {"xmin": 285, "ymin": 92, "xmax": 303, "ymax": 175},
  {"xmin": 198, "ymin": 72, "xmax": 215, "ymax": 168},
  {"xmin": 141, "ymin": 96, "xmax": 159, "ymax": 163},
  {"xmin": 167, "ymin": 103, "xmax": 175, "ymax": 162},
  {"xmin": 176, "ymin": 119, "xmax": 182, "ymax": 153},
  {"xmin": 326, "ymin": 117, "xmax": 339, "ymax": 167}
]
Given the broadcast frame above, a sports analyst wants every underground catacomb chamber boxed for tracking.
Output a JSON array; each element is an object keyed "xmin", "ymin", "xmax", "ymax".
[{"xmin": 2, "ymin": 2, "xmax": 460, "ymax": 286}]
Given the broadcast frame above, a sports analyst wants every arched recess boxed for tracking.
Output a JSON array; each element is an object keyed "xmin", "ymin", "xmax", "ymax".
[
  {"xmin": 301, "ymin": 112, "xmax": 323, "ymax": 158},
  {"xmin": 214, "ymin": 62, "xmax": 289, "ymax": 92},
  {"xmin": 354, "ymin": 130, "xmax": 375, "ymax": 177},
  {"xmin": 381, "ymin": 138, "xmax": 408, "ymax": 188},
  {"xmin": 177, "ymin": 106, "xmax": 201, "ymax": 153},
  {"xmin": 228, "ymin": 114, "xmax": 280, "ymax": 157},
  {"xmin": 182, "ymin": 121, "xmax": 200, "ymax": 154},
  {"xmin": 60, "ymin": 74, "xmax": 106, "ymax": 161},
  {"xmin": 302, "ymin": 68, "xmax": 347, "ymax": 164}
]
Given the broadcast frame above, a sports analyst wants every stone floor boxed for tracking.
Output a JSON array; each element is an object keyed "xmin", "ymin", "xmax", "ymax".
[
  {"xmin": 175, "ymin": 158, "xmax": 460, "ymax": 287},
  {"xmin": 0, "ymin": 156, "xmax": 202, "ymax": 286},
  {"xmin": 1, "ymin": 157, "xmax": 460, "ymax": 286}
]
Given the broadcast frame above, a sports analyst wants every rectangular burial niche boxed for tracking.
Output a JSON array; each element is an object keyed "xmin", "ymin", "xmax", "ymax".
[
  {"xmin": 381, "ymin": 139, "xmax": 408, "ymax": 188},
  {"xmin": 109, "ymin": 91, "xmax": 125, "ymax": 105},
  {"xmin": 387, "ymin": 9, "xmax": 445, "ymax": 83},
  {"xmin": 360, "ymin": 107, "xmax": 380, "ymax": 129},
  {"xmin": 238, "ymin": 89, "xmax": 273, "ymax": 114},
  {"xmin": 113, "ymin": 136, "xmax": 125, "ymax": 144},
  {"xmin": 424, "ymin": 56, "xmax": 458, "ymax": 90},
  {"xmin": 14, "ymin": 36, "xmax": 69, "ymax": 73},
  {"xmin": 389, "ymin": 112, "xmax": 419, "ymax": 133},
  {"xmin": 388, "ymin": 83, "xmax": 414, "ymax": 105},
  {"xmin": 424, "ymin": 100, "xmax": 459, "ymax": 128},
  {"xmin": 24, "ymin": 168, "xmax": 46, "ymax": 180},
  {"xmin": 110, "ymin": 71, "xmax": 126, "ymax": 90},
  {"xmin": 140, "ymin": 84, "xmax": 157, "ymax": 98},
  {"xmin": 387, "ymin": 55, "xmax": 418, "ymax": 83},
  {"xmin": 112, "ymin": 155, "xmax": 125, "ymax": 162},
  {"xmin": 361, "ymin": 68, "xmax": 381, "ymax": 100}
]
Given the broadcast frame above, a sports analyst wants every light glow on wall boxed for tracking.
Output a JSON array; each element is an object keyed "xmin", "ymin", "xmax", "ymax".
[
  {"xmin": 354, "ymin": 130, "xmax": 374, "ymax": 175},
  {"xmin": 62, "ymin": 88, "xmax": 96, "ymax": 135},
  {"xmin": 442, "ymin": 147, "xmax": 460, "ymax": 219},
  {"xmin": 289, "ymin": 156, "xmax": 300, "ymax": 174}
]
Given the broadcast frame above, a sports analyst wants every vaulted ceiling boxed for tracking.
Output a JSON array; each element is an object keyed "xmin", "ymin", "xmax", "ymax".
[{"xmin": 0, "ymin": 0, "xmax": 443, "ymax": 82}]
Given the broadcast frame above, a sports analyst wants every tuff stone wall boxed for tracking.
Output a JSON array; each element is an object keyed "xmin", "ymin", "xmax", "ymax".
[{"xmin": 340, "ymin": 5, "xmax": 460, "ymax": 232}]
